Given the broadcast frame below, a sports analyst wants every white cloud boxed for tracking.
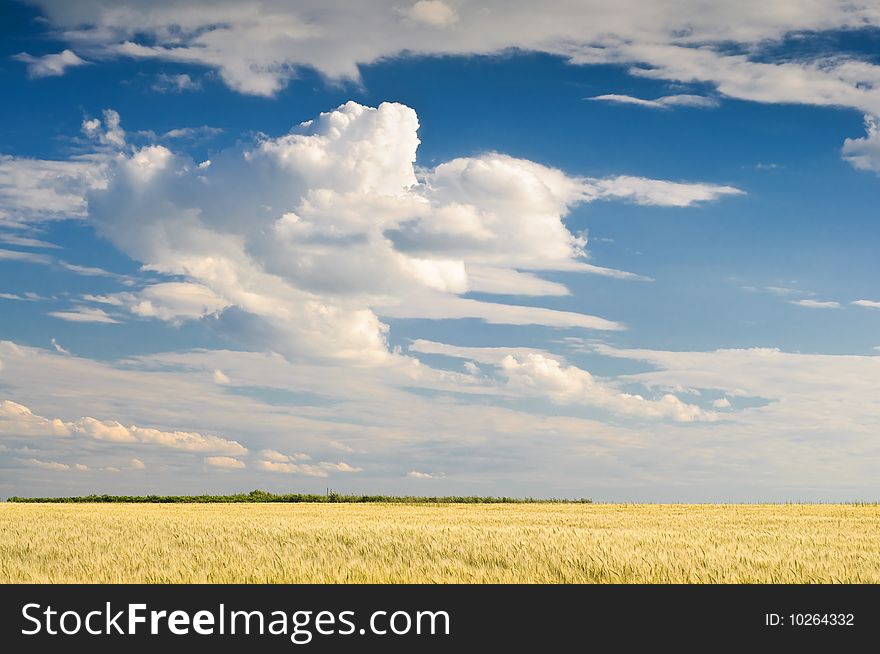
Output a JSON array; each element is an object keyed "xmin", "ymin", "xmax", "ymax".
[
  {"xmin": 23, "ymin": 0, "xmax": 880, "ymax": 121},
  {"xmin": 5, "ymin": 336, "xmax": 880, "ymax": 499},
  {"xmin": 259, "ymin": 449, "xmax": 310, "ymax": 462},
  {"xmin": 842, "ymin": 115, "xmax": 880, "ymax": 173},
  {"xmin": 499, "ymin": 353, "xmax": 715, "ymax": 422},
  {"xmin": 160, "ymin": 126, "xmax": 222, "ymax": 140},
  {"xmin": 51, "ymin": 338, "xmax": 71, "ymax": 355},
  {"xmin": 93, "ymin": 282, "xmax": 231, "ymax": 323},
  {"xmin": 48, "ymin": 307, "xmax": 120, "ymax": 323},
  {"xmin": 59, "ymin": 262, "xmax": 113, "ymax": 277},
  {"xmin": 20, "ymin": 457, "xmax": 87, "ymax": 472},
  {"xmin": 403, "ymin": 1, "xmax": 458, "ymax": 27},
  {"xmin": 0, "ymin": 154, "xmax": 107, "ymax": 226},
  {"xmin": 254, "ymin": 459, "xmax": 329, "ymax": 477},
  {"xmin": 130, "ymin": 457, "xmax": 146, "ymax": 469},
  {"xmin": 584, "ymin": 176, "xmax": 743, "ymax": 207},
  {"xmin": 588, "ymin": 94, "xmax": 719, "ymax": 109},
  {"xmin": 0, "ymin": 248, "xmax": 53, "ymax": 264},
  {"xmin": 13, "ymin": 49, "xmax": 87, "ymax": 78},
  {"xmin": 0, "ymin": 232, "xmax": 60, "ymax": 249},
  {"xmin": 462, "ymin": 266, "xmax": 571, "ymax": 296},
  {"xmin": 712, "ymin": 397, "xmax": 731, "ymax": 408},
  {"xmin": 0, "ymin": 400, "xmax": 71, "ymax": 437},
  {"xmin": 853, "ymin": 299, "xmax": 880, "ymax": 309},
  {"xmin": 259, "ymin": 448, "xmax": 289, "ymax": 463},
  {"xmin": 378, "ymin": 295, "xmax": 624, "ymax": 330},
  {"xmin": 82, "ymin": 109, "xmax": 126, "ymax": 148},
  {"xmin": 410, "ymin": 339, "xmax": 713, "ymax": 422},
  {"xmin": 204, "ymin": 455, "xmax": 246, "ymax": 469},
  {"xmin": 790, "ymin": 299, "xmax": 841, "ymax": 309},
  {"xmin": 0, "ymin": 398, "xmax": 247, "ymax": 454},
  {"xmin": 212, "ymin": 369, "xmax": 230, "ymax": 385},
  {"xmin": 591, "ymin": 342, "xmax": 880, "ymax": 437},
  {"xmin": 0, "ymin": 102, "xmax": 736, "ymax": 364},
  {"xmin": 321, "ymin": 461, "xmax": 362, "ymax": 472},
  {"xmin": 0, "ymin": 292, "xmax": 47, "ymax": 301},
  {"xmin": 73, "ymin": 102, "xmax": 737, "ymax": 363},
  {"xmin": 407, "ymin": 470, "xmax": 442, "ymax": 479},
  {"xmin": 152, "ymin": 73, "xmax": 201, "ymax": 93}
]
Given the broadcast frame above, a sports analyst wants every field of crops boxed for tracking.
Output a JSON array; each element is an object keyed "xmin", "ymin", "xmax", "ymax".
[{"xmin": 2, "ymin": 503, "xmax": 879, "ymax": 583}]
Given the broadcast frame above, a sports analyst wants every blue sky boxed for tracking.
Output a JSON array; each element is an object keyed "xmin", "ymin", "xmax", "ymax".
[{"xmin": 1, "ymin": 0, "xmax": 879, "ymax": 500}]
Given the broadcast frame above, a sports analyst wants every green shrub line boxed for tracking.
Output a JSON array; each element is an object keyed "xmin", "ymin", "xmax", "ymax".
[{"xmin": 5, "ymin": 490, "xmax": 592, "ymax": 504}]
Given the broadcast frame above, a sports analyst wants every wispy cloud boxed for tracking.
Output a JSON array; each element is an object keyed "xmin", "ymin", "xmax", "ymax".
[
  {"xmin": 407, "ymin": 470, "xmax": 444, "ymax": 479},
  {"xmin": 47, "ymin": 307, "xmax": 121, "ymax": 323},
  {"xmin": 790, "ymin": 299, "xmax": 840, "ymax": 309},
  {"xmin": 152, "ymin": 73, "xmax": 201, "ymax": 93},
  {"xmin": 0, "ymin": 248, "xmax": 52, "ymax": 264},
  {"xmin": 0, "ymin": 291, "xmax": 47, "ymax": 301},
  {"xmin": 0, "ymin": 233, "xmax": 60, "ymax": 249},
  {"xmin": 13, "ymin": 49, "xmax": 87, "ymax": 78},
  {"xmin": 587, "ymin": 93, "xmax": 719, "ymax": 110},
  {"xmin": 19, "ymin": 457, "xmax": 88, "ymax": 471}
]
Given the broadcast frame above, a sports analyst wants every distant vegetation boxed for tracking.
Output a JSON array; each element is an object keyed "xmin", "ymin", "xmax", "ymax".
[{"xmin": 6, "ymin": 489, "xmax": 591, "ymax": 504}]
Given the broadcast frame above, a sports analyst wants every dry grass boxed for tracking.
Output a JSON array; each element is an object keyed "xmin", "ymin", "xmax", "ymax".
[{"xmin": 1, "ymin": 503, "xmax": 879, "ymax": 583}]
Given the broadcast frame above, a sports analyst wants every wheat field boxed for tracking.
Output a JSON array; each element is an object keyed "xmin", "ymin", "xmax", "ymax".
[{"xmin": 2, "ymin": 503, "xmax": 879, "ymax": 583}]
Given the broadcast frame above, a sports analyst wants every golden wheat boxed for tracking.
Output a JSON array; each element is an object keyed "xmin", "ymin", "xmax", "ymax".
[{"xmin": 1, "ymin": 503, "xmax": 878, "ymax": 583}]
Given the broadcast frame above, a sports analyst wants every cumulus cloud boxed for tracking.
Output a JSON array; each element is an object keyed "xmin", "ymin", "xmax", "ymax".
[
  {"xmin": 20, "ymin": 457, "xmax": 88, "ymax": 471},
  {"xmin": 407, "ymin": 470, "xmax": 443, "ymax": 479},
  {"xmin": 0, "ymin": 101, "xmax": 737, "ymax": 364},
  {"xmin": 588, "ymin": 94, "xmax": 719, "ymax": 109},
  {"xmin": 69, "ymin": 102, "xmax": 737, "ymax": 363},
  {"xmin": 13, "ymin": 49, "xmax": 86, "ymax": 78},
  {"xmin": 254, "ymin": 459, "xmax": 329, "ymax": 477},
  {"xmin": 82, "ymin": 109, "xmax": 126, "ymax": 148},
  {"xmin": 321, "ymin": 461, "xmax": 362, "ymax": 472},
  {"xmin": 252, "ymin": 449, "xmax": 360, "ymax": 475},
  {"xmin": 0, "ymin": 399, "xmax": 247, "ymax": 454},
  {"xmin": 409, "ymin": 340, "xmax": 713, "ymax": 422},
  {"xmin": 402, "ymin": 1, "xmax": 458, "ymax": 27},
  {"xmin": 499, "ymin": 353, "xmax": 715, "ymax": 422},
  {"xmin": 204, "ymin": 455, "xmax": 246, "ymax": 469},
  {"xmin": 259, "ymin": 449, "xmax": 310, "ymax": 462},
  {"xmin": 842, "ymin": 115, "xmax": 880, "ymax": 172}
]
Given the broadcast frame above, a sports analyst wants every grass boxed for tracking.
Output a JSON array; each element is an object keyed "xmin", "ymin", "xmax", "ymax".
[{"xmin": 2, "ymin": 503, "xmax": 879, "ymax": 583}]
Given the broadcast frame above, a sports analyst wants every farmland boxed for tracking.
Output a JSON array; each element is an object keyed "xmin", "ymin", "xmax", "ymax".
[{"xmin": 2, "ymin": 503, "xmax": 879, "ymax": 583}]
